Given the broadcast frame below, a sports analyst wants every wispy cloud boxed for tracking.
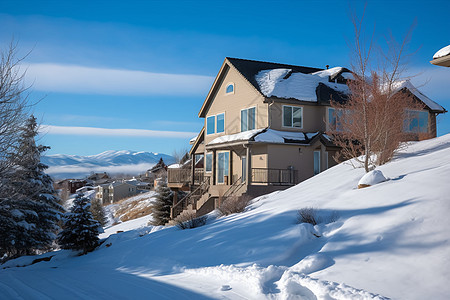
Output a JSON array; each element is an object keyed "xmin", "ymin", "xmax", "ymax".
[
  {"xmin": 40, "ymin": 125, "xmax": 197, "ymax": 138},
  {"xmin": 24, "ymin": 63, "xmax": 214, "ymax": 96},
  {"xmin": 46, "ymin": 163, "xmax": 156, "ymax": 178}
]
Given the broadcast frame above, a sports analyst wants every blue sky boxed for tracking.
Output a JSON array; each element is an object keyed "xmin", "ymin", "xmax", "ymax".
[{"xmin": 2, "ymin": 0, "xmax": 449, "ymax": 156}]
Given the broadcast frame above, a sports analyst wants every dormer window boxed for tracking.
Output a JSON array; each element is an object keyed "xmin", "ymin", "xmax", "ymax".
[{"xmin": 226, "ymin": 83, "xmax": 234, "ymax": 94}]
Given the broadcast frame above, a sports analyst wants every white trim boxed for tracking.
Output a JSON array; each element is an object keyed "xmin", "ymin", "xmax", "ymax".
[
  {"xmin": 206, "ymin": 115, "xmax": 216, "ymax": 135},
  {"xmin": 225, "ymin": 82, "xmax": 235, "ymax": 95},
  {"xmin": 205, "ymin": 152, "xmax": 213, "ymax": 173},
  {"xmin": 216, "ymin": 150, "xmax": 230, "ymax": 185},
  {"xmin": 216, "ymin": 112, "xmax": 226, "ymax": 134},
  {"xmin": 282, "ymin": 105, "xmax": 303, "ymax": 129},
  {"xmin": 240, "ymin": 105, "xmax": 257, "ymax": 132}
]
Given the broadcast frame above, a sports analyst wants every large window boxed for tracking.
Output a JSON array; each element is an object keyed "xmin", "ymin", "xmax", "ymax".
[
  {"xmin": 206, "ymin": 115, "xmax": 215, "ymax": 135},
  {"xmin": 217, "ymin": 152, "xmax": 230, "ymax": 184},
  {"xmin": 241, "ymin": 107, "xmax": 256, "ymax": 132},
  {"xmin": 283, "ymin": 106, "xmax": 302, "ymax": 128},
  {"xmin": 205, "ymin": 153, "xmax": 213, "ymax": 172},
  {"xmin": 405, "ymin": 110, "xmax": 428, "ymax": 133},
  {"xmin": 217, "ymin": 113, "xmax": 225, "ymax": 133}
]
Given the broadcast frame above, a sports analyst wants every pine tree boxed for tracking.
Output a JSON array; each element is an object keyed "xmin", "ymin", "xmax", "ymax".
[
  {"xmin": 151, "ymin": 182, "xmax": 173, "ymax": 225},
  {"xmin": 2, "ymin": 116, "xmax": 63, "ymax": 258},
  {"xmin": 90, "ymin": 198, "xmax": 107, "ymax": 227},
  {"xmin": 57, "ymin": 193, "xmax": 102, "ymax": 254}
]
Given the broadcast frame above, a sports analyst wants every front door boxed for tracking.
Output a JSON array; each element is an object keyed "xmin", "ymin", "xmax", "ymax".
[{"xmin": 217, "ymin": 152, "xmax": 229, "ymax": 184}]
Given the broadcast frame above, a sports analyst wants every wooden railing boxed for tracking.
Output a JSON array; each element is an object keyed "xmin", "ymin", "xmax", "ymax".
[
  {"xmin": 171, "ymin": 177, "xmax": 210, "ymax": 219},
  {"xmin": 168, "ymin": 168, "xmax": 205, "ymax": 185},
  {"xmin": 251, "ymin": 168, "xmax": 297, "ymax": 185}
]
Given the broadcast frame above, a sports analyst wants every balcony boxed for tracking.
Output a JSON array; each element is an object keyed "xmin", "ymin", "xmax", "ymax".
[
  {"xmin": 168, "ymin": 168, "xmax": 205, "ymax": 188},
  {"xmin": 251, "ymin": 168, "xmax": 297, "ymax": 185}
]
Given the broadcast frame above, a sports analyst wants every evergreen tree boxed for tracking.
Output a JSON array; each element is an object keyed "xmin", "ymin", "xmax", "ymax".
[
  {"xmin": 57, "ymin": 193, "xmax": 102, "ymax": 254},
  {"xmin": 151, "ymin": 182, "xmax": 173, "ymax": 225},
  {"xmin": 2, "ymin": 116, "xmax": 63, "ymax": 258},
  {"xmin": 90, "ymin": 198, "xmax": 107, "ymax": 227}
]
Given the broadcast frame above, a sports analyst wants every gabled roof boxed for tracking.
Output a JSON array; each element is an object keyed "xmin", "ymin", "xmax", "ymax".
[
  {"xmin": 198, "ymin": 58, "xmax": 351, "ymax": 117},
  {"xmin": 430, "ymin": 45, "xmax": 450, "ymax": 67}
]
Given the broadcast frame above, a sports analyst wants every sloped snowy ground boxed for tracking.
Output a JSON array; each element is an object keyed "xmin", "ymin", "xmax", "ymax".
[{"xmin": 2, "ymin": 135, "xmax": 450, "ymax": 299}]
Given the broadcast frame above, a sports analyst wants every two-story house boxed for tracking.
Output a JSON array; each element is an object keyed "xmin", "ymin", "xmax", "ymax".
[{"xmin": 169, "ymin": 57, "xmax": 446, "ymax": 218}]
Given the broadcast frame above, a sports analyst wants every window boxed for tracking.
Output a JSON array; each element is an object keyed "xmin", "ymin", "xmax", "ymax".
[
  {"xmin": 207, "ymin": 115, "xmax": 215, "ymax": 135},
  {"xmin": 217, "ymin": 152, "xmax": 230, "ymax": 184},
  {"xmin": 283, "ymin": 106, "xmax": 302, "ymax": 128},
  {"xmin": 217, "ymin": 113, "xmax": 225, "ymax": 133},
  {"xmin": 241, "ymin": 107, "xmax": 256, "ymax": 132},
  {"xmin": 242, "ymin": 156, "xmax": 246, "ymax": 182},
  {"xmin": 405, "ymin": 110, "xmax": 428, "ymax": 133},
  {"xmin": 314, "ymin": 151, "xmax": 321, "ymax": 175},
  {"xmin": 226, "ymin": 83, "xmax": 234, "ymax": 94},
  {"xmin": 328, "ymin": 107, "xmax": 343, "ymax": 131},
  {"xmin": 205, "ymin": 153, "xmax": 213, "ymax": 172}
]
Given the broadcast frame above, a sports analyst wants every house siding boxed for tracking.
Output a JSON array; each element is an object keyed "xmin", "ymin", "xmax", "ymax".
[
  {"xmin": 203, "ymin": 64, "xmax": 268, "ymax": 146},
  {"xmin": 269, "ymin": 102, "xmax": 327, "ymax": 132}
]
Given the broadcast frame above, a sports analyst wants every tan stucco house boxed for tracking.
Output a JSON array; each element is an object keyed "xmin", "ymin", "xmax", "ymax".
[{"xmin": 169, "ymin": 57, "xmax": 446, "ymax": 218}]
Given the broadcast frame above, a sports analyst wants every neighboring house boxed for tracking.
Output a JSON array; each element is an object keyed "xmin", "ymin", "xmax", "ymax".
[
  {"xmin": 168, "ymin": 57, "xmax": 446, "ymax": 219},
  {"xmin": 95, "ymin": 181, "xmax": 138, "ymax": 204},
  {"xmin": 430, "ymin": 45, "xmax": 450, "ymax": 67},
  {"xmin": 55, "ymin": 179, "xmax": 87, "ymax": 194}
]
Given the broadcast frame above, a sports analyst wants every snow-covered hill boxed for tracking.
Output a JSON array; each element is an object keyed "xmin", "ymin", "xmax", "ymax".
[
  {"xmin": 42, "ymin": 150, "xmax": 175, "ymax": 179},
  {"xmin": 2, "ymin": 135, "xmax": 450, "ymax": 299}
]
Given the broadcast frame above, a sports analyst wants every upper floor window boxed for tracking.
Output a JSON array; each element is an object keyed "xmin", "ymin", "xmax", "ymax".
[
  {"xmin": 405, "ymin": 110, "xmax": 428, "ymax": 133},
  {"xmin": 226, "ymin": 83, "xmax": 234, "ymax": 94},
  {"xmin": 283, "ymin": 105, "xmax": 302, "ymax": 128},
  {"xmin": 207, "ymin": 115, "xmax": 215, "ymax": 135},
  {"xmin": 241, "ymin": 107, "xmax": 256, "ymax": 132},
  {"xmin": 217, "ymin": 113, "xmax": 225, "ymax": 133},
  {"xmin": 328, "ymin": 107, "xmax": 344, "ymax": 131}
]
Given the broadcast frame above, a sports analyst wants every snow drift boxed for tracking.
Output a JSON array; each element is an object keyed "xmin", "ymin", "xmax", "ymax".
[{"xmin": 2, "ymin": 135, "xmax": 450, "ymax": 299}]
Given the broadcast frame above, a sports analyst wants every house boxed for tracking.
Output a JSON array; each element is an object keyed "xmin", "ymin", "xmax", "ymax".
[
  {"xmin": 95, "ymin": 181, "xmax": 138, "ymax": 204},
  {"xmin": 168, "ymin": 57, "xmax": 446, "ymax": 219},
  {"xmin": 430, "ymin": 45, "xmax": 450, "ymax": 67}
]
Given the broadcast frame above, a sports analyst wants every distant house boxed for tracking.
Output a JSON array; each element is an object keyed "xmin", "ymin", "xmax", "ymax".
[
  {"xmin": 430, "ymin": 45, "xmax": 450, "ymax": 67},
  {"xmin": 168, "ymin": 57, "xmax": 446, "ymax": 219},
  {"xmin": 54, "ymin": 179, "xmax": 87, "ymax": 194},
  {"xmin": 88, "ymin": 172, "xmax": 110, "ymax": 182}
]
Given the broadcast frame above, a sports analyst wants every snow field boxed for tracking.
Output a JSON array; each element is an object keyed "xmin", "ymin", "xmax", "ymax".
[{"xmin": 2, "ymin": 135, "xmax": 450, "ymax": 299}]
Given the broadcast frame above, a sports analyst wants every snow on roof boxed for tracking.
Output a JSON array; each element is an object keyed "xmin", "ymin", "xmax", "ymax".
[
  {"xmin": 393, "ymin": 80, "xmax": 445, "ymax": 112},
  {"xmin": 168, "ymin": 163, "xmax": 181, "ymax": 169},
  {"xmin": 189, "ymin": 135, "xmax": 198, "ymax": 144},
  {"xmin": 433, "ymin": 45, "xmax": 450, "ymax": 59},
  {"xmin": 207, "ymin": 128, "xmax": 265, "ymax": 145},
  {"xmin": 207, "ymin": 128, "xmax": 321, "ymax": 146},
  {"xmin": 255, "ymin": 68, "xmax": 349, "ymax": 102}
]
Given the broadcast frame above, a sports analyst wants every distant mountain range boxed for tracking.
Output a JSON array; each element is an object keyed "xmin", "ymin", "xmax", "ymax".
[{"xmin": 42, "ymin": 150, "xmax": 175, "ymax": 179}]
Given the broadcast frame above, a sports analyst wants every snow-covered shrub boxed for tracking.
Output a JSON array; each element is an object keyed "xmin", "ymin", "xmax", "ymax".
[
  {"xmin": 57, "ymin": 193, "xmax": 102, "ymax": 254},
  {"xmin": 297, "ymin": 207, "xmax": 319, "ymax": 225},
  {"xmin": 217, "ymin": 195, "xmax": 252, "ymax": 216},
  {"xmin": 174, "ymin": 211, "xmax": 207, "ymax": 230},
  {"xmin": 297, "ymin": 208, "xmax": 339, "ymax": 225}
]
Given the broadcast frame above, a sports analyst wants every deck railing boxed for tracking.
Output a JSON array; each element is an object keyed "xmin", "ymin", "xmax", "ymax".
[
  {"xmin": 168, "ymin": 168, "xmax": 204, "ymax": 185},
  {"xmin": 251, "ymin": 168, "xmax": 297, "ymax": 185}
]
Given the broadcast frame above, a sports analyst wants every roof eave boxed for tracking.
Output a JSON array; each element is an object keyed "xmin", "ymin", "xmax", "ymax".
[{"xmin": 430, "ymin": 56, "xmax": 450, "ymax": 67}]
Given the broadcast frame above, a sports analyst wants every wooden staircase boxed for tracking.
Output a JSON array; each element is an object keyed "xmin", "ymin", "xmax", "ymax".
[{"xmin": 170, "ymin": 177, "xmax": 210, "ymax": 219}]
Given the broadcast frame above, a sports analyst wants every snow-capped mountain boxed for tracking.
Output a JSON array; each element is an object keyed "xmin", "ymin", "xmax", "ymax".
[{"xmin": 42, "ymin": 150, "xmax": 175, "ymax": 179}]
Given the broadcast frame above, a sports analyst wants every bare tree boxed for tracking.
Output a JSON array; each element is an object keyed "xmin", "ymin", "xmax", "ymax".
[
  {"xmin": 0, "ymin": 41, "xmax": 31, "ymax": 175},
  {"xmin": 328, "ymin": 10, "xmax": 422, "ymax": 172}
]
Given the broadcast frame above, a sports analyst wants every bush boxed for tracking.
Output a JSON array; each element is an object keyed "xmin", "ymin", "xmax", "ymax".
[
  {"xmin": 174, "ymin": 211, "xmax": 207, "ymax": 230},
  {"xmin": 297, "ymin": 207, "xmax": 319, "ymax": 225},
  {"xmin": 217, "ymin": 195, "xmax": 252, "ymax": 216},
  {"xmin": 297, "ymin": 207, "xmax": 339, "ymax": 225}
]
